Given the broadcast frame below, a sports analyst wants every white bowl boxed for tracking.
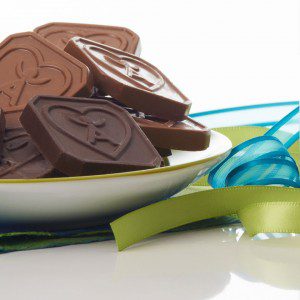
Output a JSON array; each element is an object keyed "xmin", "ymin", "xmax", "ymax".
[{"xmin": 0, "ymin": 130, "xmax": 231, "ymax": 226}]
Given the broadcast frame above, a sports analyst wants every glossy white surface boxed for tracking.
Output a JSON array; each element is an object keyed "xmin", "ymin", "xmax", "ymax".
[{"xmin": 1, "ymin": 226, "xmax": 300, "ymax": 300}]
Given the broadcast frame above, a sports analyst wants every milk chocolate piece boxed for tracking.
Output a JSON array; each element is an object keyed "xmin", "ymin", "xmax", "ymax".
[
  {"xmin": 92, "ymin": 96, "xmax": 210, "ymax": 151},
  {"xmin": 0, "ymin": 107, "xmax": 54, "ymax": 179},
  {"xmin": 3, "ymin": 106, "xmax": 24, "ymax": 128},
  {"xmin": 35, "ymin": 22, "xmax": 141, "ymax": 55},
  {"xmin": 0, "ymin": 32, "xmax": 92, "ymax": 110},
  {"xmin": 65, "ymin": 37, "xmax": 191, "ymax": 121},
  {"xmin": 133, "ymin": 115, "xmax": 211, "ymax": 151},
  {"xmin": 0, "ymin": 109, "xmax": 6, "ymax": 154},
  {"xmin": 20, "ymin": 96, "xmax": 162, "ymax": 176}
]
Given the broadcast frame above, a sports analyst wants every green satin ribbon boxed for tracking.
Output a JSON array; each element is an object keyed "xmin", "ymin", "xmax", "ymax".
[{"xmin": 111, "ymin": 126, "xmax": 300, "ymax": 251}]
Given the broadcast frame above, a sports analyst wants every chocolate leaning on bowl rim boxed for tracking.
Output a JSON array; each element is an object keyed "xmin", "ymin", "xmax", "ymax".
[
  {"xmin": 132, "ymin": 115, "xmax": 211, "ymax": 151},
  {"xmin": 20, "ymin": 96, "xmax": 162, "ymax": 176},
  {"xmin": 90, "ymin": 95, "xmax": 211, "ymax": 151},
  {"xmin": 65, "ymin": 37, "xmax": 192, "ymax": 121}
]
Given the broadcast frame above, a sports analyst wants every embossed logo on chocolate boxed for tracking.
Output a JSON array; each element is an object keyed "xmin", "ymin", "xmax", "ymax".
[
  {"xmin": 0, "ymin": 45, "xmax": 71, "ymax": 107},
  {"xmin": 0, "ymin": 33, "xmax": 91, "ymax": 109},
  {"xmin": 42, "ymin": 104, "xmax": 132, "ymax": 159},
  {"xmin": 0, "ymin": 128, "xmax": 42, "ymax": 177},
  {"xmin": 83, "ymin": 44, "xmax": 165, "ymax": 92},
  {"xmin": 65, "ymin": 37, "xmax": 191, "ymax": 121},
  {"xmin": 20, "ymin": 96, "xmax": 162, "ymax": 176}
]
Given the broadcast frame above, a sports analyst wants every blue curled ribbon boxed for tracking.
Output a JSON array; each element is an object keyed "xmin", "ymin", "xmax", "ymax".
[{"xmin": 208, "ymin": 106, "xmax": 300, "ymax": 188}]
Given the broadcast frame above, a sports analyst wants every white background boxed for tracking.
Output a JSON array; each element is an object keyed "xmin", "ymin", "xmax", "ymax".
[
  {"xmin": 1, "ymin": 0, "xmax": 299, "ymax": 113},
  {"xmin": 0, "ymin": 1, "xmax": 300, "ymax": 299}
]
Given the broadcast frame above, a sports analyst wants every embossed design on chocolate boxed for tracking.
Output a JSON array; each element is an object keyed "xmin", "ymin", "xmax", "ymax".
[
  {"xmin": 42, "ymin": 104, "xmax": 132, "ymax": 159},
  {"xmin": 0, "ymin": 127, "xmax": 53, "ymax": 178},
  {"xmin": 85, "ymin": 45, "xmax": 164, "ymax": 92},
  {"xmin": 20, "ymin": 96, "xmax": 162, "ymax": 176},
  {"xmin": 0, "ymin": 128, "xmax": 36, "ymax": 177},
  {"xmin": 65, "ymin": 37, "xmax": 191, "ymax": 121},
  {"xmin": 0, "ymin": 45, "xmax": 72, "ymax": 107},
  {"xmin": 0, "ymin": 32, "xmax": 92, "ymax": 110},
  {"xmin": 0, "ymin": 106, "xmax": 54, "ymax": 178},
  {"xmin": 34, "ymin": 23, "xmax": 141, "ymax": 55},
  {"xmin": 68, "ymin": 114, "xmax": 120, "ymax": 146}
]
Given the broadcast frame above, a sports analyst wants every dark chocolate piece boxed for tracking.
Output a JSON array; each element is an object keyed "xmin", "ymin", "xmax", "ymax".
[
  {"xmin": 133, "ymin": 115, "xmax": 211, "ymax": 151},
  {"xmin": 34, "ymin": 22, "xmax": 141, "ymax": 55},
  {"xmin": 0, "ymin": 107, "xmax": 54, "ymax": 179},
  {"xmin": 65, "ymin": 37, "xmax": 191, "ymax": 121},
  {"xmin": 20, "ymin": 96, "xmax": 162, "ymax": 176},
  {"xmin": 0, "ymin": 32, "xmax": 92, "ymax": 110},
  {"xmin": 0, "ymin": 109, "xmax": 5, "ymax": 154}
]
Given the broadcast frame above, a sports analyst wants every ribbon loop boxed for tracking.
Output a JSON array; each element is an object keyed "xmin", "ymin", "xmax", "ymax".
[{"xmin": 209, "ymin": 107, "xmax": 299, "ymax": 188}]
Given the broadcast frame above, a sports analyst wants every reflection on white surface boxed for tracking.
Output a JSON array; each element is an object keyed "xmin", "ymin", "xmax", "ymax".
[
  {"xmin": 1, "ymin": 226, "xmax": 300, "ymax": 299},
  {"xmin": 219, "ymin": 274, "xmax": 298, "ymax": 300},
  {"xmin": 254, "ymin": 232, "xmax": 300, "ymax": 240}
]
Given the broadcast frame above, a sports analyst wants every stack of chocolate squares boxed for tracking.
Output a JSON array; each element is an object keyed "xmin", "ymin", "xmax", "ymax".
[{"xmin": 0, "ymin": 23, "xmax": 211, "ymax": 178}]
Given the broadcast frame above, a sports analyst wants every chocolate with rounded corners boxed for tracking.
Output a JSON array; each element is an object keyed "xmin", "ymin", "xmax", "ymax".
[
  {"xmin": 35, "ymin": 22, "xmax": 141, "ymax": 55},
  {"xmin": 0, "ymin": 32, "xmax": 92, "ymax": 110},
  {"xmin": 65, "ymin": 37, "xmax": 191, "ymax": 121},
  {"xmin": 20, "ymin": 96, "xmax": 162, "ymax": 176}
]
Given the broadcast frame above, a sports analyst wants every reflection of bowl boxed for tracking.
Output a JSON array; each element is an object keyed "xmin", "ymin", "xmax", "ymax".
[
  {"xmin": 0, "ymin": 130, "xmax": 231, "ymax": 225},
  {"xmin": 235, "ymin": 234, "xmax": 300, "ymax": 290}
]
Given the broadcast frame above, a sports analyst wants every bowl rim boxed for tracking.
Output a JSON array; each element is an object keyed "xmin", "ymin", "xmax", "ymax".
[{"xmin": 0, "ymin": 131, "xmax": 231, "ymax": 184}]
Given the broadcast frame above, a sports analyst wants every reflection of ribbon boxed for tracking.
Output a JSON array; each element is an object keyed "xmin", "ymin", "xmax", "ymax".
[{"xmin": 111, "ymin": 104, "xmax": 300, "ymax": 250}]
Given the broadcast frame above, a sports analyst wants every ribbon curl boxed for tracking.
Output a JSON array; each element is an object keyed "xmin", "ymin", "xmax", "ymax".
[{"xmin": 209, "ymin": 106, "xmax": 299, "ymax": 188}]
